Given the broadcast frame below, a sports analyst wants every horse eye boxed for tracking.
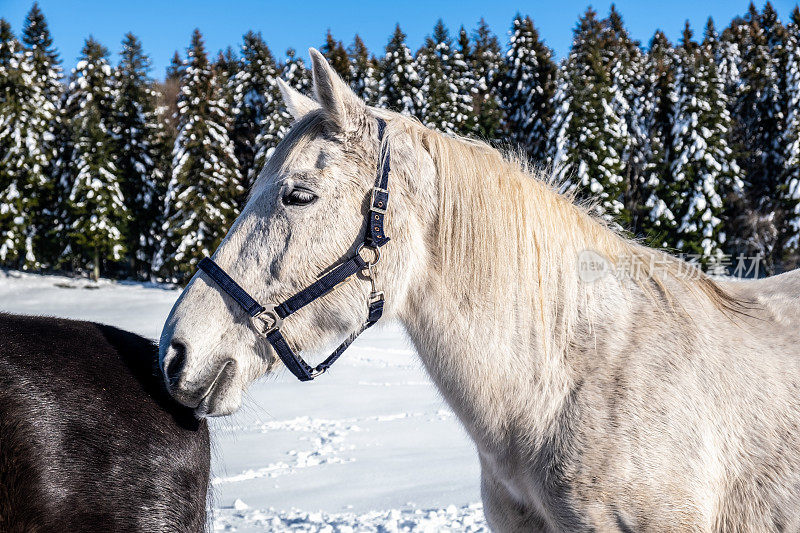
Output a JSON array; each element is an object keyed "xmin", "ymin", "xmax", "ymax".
[{"xmin": 282, "ymin": 188, "xmax": 317, "ymax": 207}]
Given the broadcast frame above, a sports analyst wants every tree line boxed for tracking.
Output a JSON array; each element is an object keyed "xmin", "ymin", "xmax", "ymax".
[{"xmin": 1, "ymin": 2, "xmax": 799, "ymax": 282}]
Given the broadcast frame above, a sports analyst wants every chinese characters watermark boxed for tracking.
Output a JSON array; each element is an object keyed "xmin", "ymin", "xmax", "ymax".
[{"xmin": 577, "ymin": 250, "xmax": 766, "ymax": 283}]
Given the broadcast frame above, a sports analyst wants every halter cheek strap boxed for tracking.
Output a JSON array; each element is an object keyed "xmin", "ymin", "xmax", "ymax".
[{"xmin": 197, "ymin": 118, "xmax": 391, "ymax": 382}]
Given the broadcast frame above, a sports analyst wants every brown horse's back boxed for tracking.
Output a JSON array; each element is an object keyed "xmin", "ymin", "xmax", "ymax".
[{"xmin": 0, "ymin": 313, "xmax": 210, "ymax": 532}]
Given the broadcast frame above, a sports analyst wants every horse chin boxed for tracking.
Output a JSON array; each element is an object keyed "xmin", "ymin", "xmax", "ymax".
[
  {"xmin": 194, "ymin": 362, "xmax": 243, "ymax": 418},
  {"xmin": 195, "ymin": 388, "xmax": 242, "ymax": 418}
]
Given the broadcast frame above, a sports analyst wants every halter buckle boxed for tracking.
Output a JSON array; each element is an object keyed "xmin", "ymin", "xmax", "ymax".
[
  {"xmin": 370, "ymin": 187, "xmax": 389, "ymax": 215},
  {"xmin": 252, "ymin": 305, "xmax": 283, "ymax": 336}
]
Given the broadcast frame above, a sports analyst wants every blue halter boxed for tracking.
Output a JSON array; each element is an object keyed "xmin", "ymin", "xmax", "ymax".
[{"xmin": 197, "ymin": 118, "xmax": 391, "ymax": 382}]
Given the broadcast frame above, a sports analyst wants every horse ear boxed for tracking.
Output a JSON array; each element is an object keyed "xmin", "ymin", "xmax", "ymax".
[
  {"xmin": 277, "ymin": 78, "xmax": 319, "ymax": 122},
  {"xmin": 308, "ymin": 47, "xmax": 366, "ymax": 131}
]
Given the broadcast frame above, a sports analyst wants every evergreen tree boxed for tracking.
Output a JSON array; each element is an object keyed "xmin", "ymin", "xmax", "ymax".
[
  {"xmin": 158, "ymin": 29, "xmax": 242, "ymax": 281},
  {"xmin": 273, "ymin": 47, "xmax": 312, "ymax": 145},
  {"xmin": 231, "ymin": 31, "xmax": 281, "ymax": 198},
  {"xmin": 281, "ymin": 48, "xmax": 311, "ymax": 93},
  {"xmin": 0, "ymin": 5, "xmax": 63, "ymax": 267},
  {"xmin": 668, "ymin": 23, "xmax": 742, "ymax": 260},
  {"xmin": 783, "ymin": 6, "xmax": 800, "ymax": 256},
  {"xmin": 712, "ymin": 17, "xmax": 743, "ymax": 97},
  {"xmin": 149, "ymin": 100, "xmax": 173, "ymax": 278},
  {"xmin": 762, "ymin": 2, "xmax": 798, "ymax": 267},
  {"xmin": 729, "ymin": 4, "xmax": 791, "ymax": 269},
  {"xmin": 160, "ymin": 50, "xmax": 184, "ymax": 139},
  {"xmin": 640, "ymin": 31, "xmax": 678, "ymax": 244},
  {"xmin": 61, "ymin": 38, "xmax": 127, "ymax": 280},
  {"xmin": 21, "ymin": 3, "xmax": 62, "ymax": 105},
  {"xmin": 21, "ymin": 3, "xmax": 64, "ymax": 267},
  {"xmin": 113, "ymin": 33, "xmax": 165, "ymax": 278},
  {"xmin": 214, "ymin": 46, "xmax": 238, "ymax": 112},
  {"xmin": 450, "ymin": 26, "xmax": 478, "ymax": 136},
  {"xmin": 0, "ymin": 19, "xmax": 30, "ymax": 265},
  {"xmin": 348, "ymin": 34, "xmax": 379, "ymax": 105},
  {"xmin": 549, "ymin": 8, "xmax": 628, "ymax": 221},
  {"xmin": 379, "ymin": 24, "xmax": 421, "ymax": 115},
  {"xmin": 500, "ymin": 14, "xmax": 556, "ymax": 163},
  {"xmin": 603, "ymin": 7, "xmax": 646, "ymax": 228},
  {"xmin": 166, "ymin": 51, "xmax": 183, "ymax": 81},
  {"xmin": 471, "ymin": 19, "xmax": 504, "ymax": 139},
  {"xmin": 417, "ymin": 20, "xmax": 459, "ymax": 133},
  {"xmin": 321, "ymin": 30, "xmax": 350, "ymax": 81}
]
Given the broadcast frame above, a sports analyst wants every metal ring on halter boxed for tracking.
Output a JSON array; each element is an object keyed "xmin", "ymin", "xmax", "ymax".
[
  {"xmin": 356, "ymin": 243, "xmax": 381, "ymax": 267},
  {"xmin": 308, "ymin": 367, "xmax": 327, "ymax": 378},
  {"xmin": 252, "ymin": 305, "xmax": 283, "ymax": 336}
]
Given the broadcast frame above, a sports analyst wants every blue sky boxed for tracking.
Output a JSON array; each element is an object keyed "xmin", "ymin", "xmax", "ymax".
[{"xmin": 1, "ymin": 0, "xmax": 798, "ymax": 78}]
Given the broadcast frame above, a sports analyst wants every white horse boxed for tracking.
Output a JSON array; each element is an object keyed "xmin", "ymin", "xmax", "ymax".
[{"xmin": 160, "ymin": 49, "xmax": 800, "ymax": 531}]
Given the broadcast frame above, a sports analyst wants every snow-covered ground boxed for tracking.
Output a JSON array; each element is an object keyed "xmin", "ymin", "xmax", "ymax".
[{"xmin": 0, "ymin": 270, "xmax": 485, "ymax": 532}]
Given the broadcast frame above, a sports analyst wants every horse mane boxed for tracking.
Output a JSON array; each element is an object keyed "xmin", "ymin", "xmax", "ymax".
[{"xmin": 384, "ymin": 114, "xmax": 742, "ymax": 341}]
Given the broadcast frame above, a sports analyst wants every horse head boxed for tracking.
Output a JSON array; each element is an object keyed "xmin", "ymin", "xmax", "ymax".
[{"xmin": 159, "ymin": 49, "xmax": 434, "ymax": 416}]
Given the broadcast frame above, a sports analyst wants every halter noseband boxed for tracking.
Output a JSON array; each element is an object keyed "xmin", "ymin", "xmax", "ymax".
[{"xmin": 196, "ymin": 118, "xmax": 391, "ymax": 382}]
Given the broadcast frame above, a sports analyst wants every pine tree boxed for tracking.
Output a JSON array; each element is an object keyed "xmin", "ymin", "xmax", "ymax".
[
  {"xmin": 274, "ymin": 47, "xmax": 312, "ymax": 142},
  {"xmin": 728, "ymin": 4, "xmax": 791, "ymax": 269},
  {"xmin": 160, "ymin": 50, "xmax": 184, "ymax": 139},
  {"xmin": 113, "ymin": 33, "xmax": 165, "ymax": 278},
  {"xmin": 214, "ymin": 46, "xmax": 238, "ymax": 112},
  {"xmin": 783, "ymin": 6, "xmax": 800, "ymax": 256},
  {"xmin": 450, "ymin": 26, "xmax": 478, "ymax": 135},
  {"xmin": 417, "ymin": 20, "xmax": 459, "ymax": 133},
  {"xmin": 214, "ymin": 46, "xmax": 240, "ymax": 198},
  {"xmin": 761, "ymin": 2, "xmax": 798, "ymax": 268},
  {"xmin": 500, "ymin": 14, "xmax": 556, "ymax": 163},
  {"xmin": 231, "ymin": 31, "xmax": 281, "ymax": 198},
  {"xmin": 668, "ymin": 23, "xmax": 742, "ymax": 260},
  {"xmin": 0, "ymin": 5, "xmax": 63, "ymax": 268},
  {"xmin": 603, "ymin": 7, "xmax": 646, "ymax": 229},
  {"xmin": 0, "ymin": 19, "xmax": 29, "ymax": 266},
  {"xmin": 21, "ymin": 4, "xmax": 61, "ymax": 98},
  {"xmin": 61, "ymin": 38, "xmax": 128, "ymax": 280},
  {"xmin": 640, "ymin": 31, "xmax": 678, "ymax": 244},
  {"xmin": 21, "ymin": 3, "xmax": 64, "ymax": 267},
  {"xmin": 281, "ymin": 48, "xmax": 311, "ymax": 93},
  {"xmin": 166, "ymin": 51, "xmax": 183, "ymax": 80},
  {"xmin": 348, "ymin": 35, "xmax": 379, "ymax": 105},
  {"xmin": 471, "ymin": 19, "xmax": 504, "ymax": 139},
  {"xmin": 711, "ymin": 17, "xmax": 743, "ymax": 98},
  {"xmin": 158, "ymin": 29, "xmax": 242, "ymax": 281},
  {"xmin": 149, "ymin": 100, "xmax": 173, "ymax": 278},
  {"xmin": 549, "ymin": 8, "xmax": 628, "ymax": 221},
  {"xmin": 321, "ymin": 30, "xmax": 350, "ymax": 81},
  {"xmin": 379, "ymin": 24, "xmax": 421, "ymax": 115}
]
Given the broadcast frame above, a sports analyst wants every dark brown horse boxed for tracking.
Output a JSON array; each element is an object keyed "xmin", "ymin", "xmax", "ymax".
[{"xmin": 0, "ymin": 313, "xmax": 210, "ymax": 532}]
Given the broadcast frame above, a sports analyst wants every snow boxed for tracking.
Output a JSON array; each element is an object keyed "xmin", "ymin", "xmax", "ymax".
[{"xmin": 0, "ymin": 270, "xmax": 485, "ymax": 532}]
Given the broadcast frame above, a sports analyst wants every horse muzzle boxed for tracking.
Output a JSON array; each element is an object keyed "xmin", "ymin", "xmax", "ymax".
[{"xmin": 162, "ymin": 338, "xmax": 239, "ymax": 416}]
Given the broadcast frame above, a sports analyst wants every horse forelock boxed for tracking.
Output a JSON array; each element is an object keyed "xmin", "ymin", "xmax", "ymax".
[{"xmin": 250, "ymin": 110, "xmax": 328, "ymax": 200}]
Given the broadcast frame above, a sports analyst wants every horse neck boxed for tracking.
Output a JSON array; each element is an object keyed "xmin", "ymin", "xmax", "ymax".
[{"xmin": 396, "ymin": 170, "xmax": 627, "ymax": 447}]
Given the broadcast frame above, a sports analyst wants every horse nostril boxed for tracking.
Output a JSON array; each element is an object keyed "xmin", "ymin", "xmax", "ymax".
[{"xmin": 165, "ymin": 339, "xmax": 188, "ymax": 386}]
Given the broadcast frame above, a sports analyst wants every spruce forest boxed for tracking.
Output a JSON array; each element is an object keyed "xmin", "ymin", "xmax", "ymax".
[{"xmin": 1, "ymin": 3, "xmax": 799, "ymax": 282}]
